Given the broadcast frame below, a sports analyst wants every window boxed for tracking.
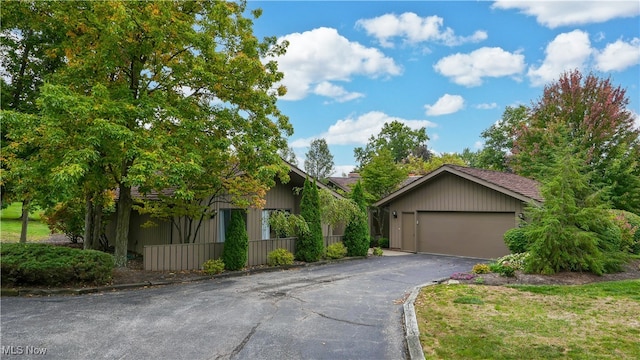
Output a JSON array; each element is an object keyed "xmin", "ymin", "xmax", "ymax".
[
  {"xmin": 261, "ymin": 209, "xmax": 291, "ymax": 240},
  {"xmin": 218, "ymin": 209, "xmax": 247, "ymax": 243}
]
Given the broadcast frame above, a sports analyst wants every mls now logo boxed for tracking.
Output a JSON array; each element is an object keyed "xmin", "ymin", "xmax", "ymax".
[{"xmin": 1, "ymin": 346, "xmax": 47, "ymax": 356}]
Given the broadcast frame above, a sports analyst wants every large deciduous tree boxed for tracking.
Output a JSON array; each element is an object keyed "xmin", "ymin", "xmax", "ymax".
[
  {"xmin": 512, "ymin": 70, "xmax": 640, "ymax": 213},
  {"xmin": 475, "ymin": 105, "xmax": 528, "ymax": 172},
  {"xmin": 304, "ymin": 138, "xmax": 334, "ymax": 181},
  {"xmin": 354, "ymin": 120, "xmax": 429, "ymax": 168},
  {"xmin": 16, "ymin": 1, "xmax": 291, "ymax": 266}
]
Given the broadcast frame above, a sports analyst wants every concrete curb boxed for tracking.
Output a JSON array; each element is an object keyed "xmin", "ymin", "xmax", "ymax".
[
  {"xmin": 0, "ymin": 255, "xmax": 369, "ymax": 297},
  {"xmin": 403, "ymin": 277, "xmax": 449, "ymax": 360}
]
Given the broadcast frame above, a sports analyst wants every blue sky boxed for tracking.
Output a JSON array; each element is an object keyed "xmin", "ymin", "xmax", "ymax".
[{"xmin": 249, "ymin": 1, "xmax": 640, "ymax": 176}]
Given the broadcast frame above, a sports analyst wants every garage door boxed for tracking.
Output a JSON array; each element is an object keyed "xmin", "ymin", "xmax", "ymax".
[{"xmin": 417, "ymin": 212, "xmax": 514, "ymax": 258}]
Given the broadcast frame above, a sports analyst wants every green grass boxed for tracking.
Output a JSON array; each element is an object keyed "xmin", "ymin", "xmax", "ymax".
[
  {"xmin": 416, "ymin": 280, "xmax": 640, "ymax": 359},
  {"xmin": 0, "ymin": 203, "xmax": 53, "ymax": 242}
]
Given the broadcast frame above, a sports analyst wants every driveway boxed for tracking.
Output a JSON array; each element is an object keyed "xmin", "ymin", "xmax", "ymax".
[{"xmin": 1, "ymin": 253, "xmax": 478, "ymax": 359}]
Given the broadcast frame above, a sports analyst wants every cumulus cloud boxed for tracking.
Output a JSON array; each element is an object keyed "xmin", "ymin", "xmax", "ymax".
[
  {"xmin": 266, "ymin": 27, "xmax": 401, "ymax": 101},
  {"xmin": 595, "ymin": 38, "xmax": 640, "ymax": 72},
  {"xmin": 433, "ymin": 47, "xmax": 526, "ymax": 87},
  {"xmin": 332, "ymin": 165, "xmax": 357, "ymax": 177},
  {"xmin": 476, "ymin": 102, "xmax": 498, "ymax": 110},
  {"xmin": 492, "ymin": 1, "xmax": 640, "ymax": 28},
  {"xmin": 313, "ymin": 81, "xmax": 365, "ymax": 103},
  {"xmin": 528, "ymin": 30, "xmax": 592, "ymax": 87},
  {"xmin": 424, "ymin": 94, "xmax": 465, "ymax": 116},
  {"xmin": 356, "ymin": 12, "xmax": 487, "ymax": 47},
  {"xmin": 290, "ymin": 111, "xmax": 437, "ymax": 148}
]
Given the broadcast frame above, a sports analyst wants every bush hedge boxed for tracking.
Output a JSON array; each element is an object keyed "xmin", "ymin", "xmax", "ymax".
[
  {"xmin": 1, "ymin": 243, "xmax": 114, "ymax": 286},
  {"xmin": 267, "ymin": 248, "xmax": 294, "ymax": 266},
  {"xmin": 503, "ymin": 228, "xmax": 529, "ymax": 253},
  {"xmin": 325, "ymin": 242, "xmax": 347, "ymax": 259}
]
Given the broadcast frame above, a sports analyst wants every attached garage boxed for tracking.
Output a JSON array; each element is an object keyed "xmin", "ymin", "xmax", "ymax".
[{"xmin": 375, "ymin": 165, "xmax": 541, "ymax": 259}]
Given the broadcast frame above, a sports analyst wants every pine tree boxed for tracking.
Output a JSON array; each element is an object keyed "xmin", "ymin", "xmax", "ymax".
[
  {"xmin": 296, "ymin": 178, "xmax": 324, "ymax": 262},
  {"xmin": 343, "ymin": 181, "xmax": 370, "ymax": 256},
  {"xmin": 222, "ymin": 210, "xmax": 248, "ymax": 271}
]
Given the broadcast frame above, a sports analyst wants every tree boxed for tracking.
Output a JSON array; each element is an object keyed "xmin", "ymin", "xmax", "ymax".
[
  {"xmin": 513, "ymin": 70, "xmax": 640, "ymax": 213},
  {"xmin": 304, "ymin": 138, "xmax": 334, "ymax": 181},
  {"xmin": 221, "ymin": 210, "xmax": 248, "ymax": 271},
  {"xmin": 19, "ymin": 1, "xmax": 291, "ymax": 266},
  {"xmin": 354, "ymin": 120, "xmax": 429, "ymax": 168},
  {"xmin": 279, "ymin": 146, "xmax": 298, "ymax": 166},
  {"xmin": 296, "ymin": 178, "xmax": 324, "ymax": 262},
  {"xmin": 474, "ymin": 106, "xmax": 528, "ymax": 172},
  {"xmin": 361, "ymin": 149, "xmax": 407, "ymax": 237},
  {"xmin": 343, "ymin": 181, "xmax": 370, "ymax": 257},
  {"xmin": 523, "ymin": 139, "xmax": 615, "ymax": 275},
  {"xmin": 318, "ymin": 188, "xmax": 359, "ymax": 236},
  {"xmin": 401, "ymin": 153, "xmax": 466, "ymax": 175}
]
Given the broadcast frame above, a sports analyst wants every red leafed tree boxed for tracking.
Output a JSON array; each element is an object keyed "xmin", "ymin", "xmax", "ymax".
[{"xmin": 512, "ymin": 70, "xmax": 640, "ymax": 213}]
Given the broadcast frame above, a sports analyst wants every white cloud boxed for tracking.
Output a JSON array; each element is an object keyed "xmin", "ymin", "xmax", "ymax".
[
  {"xmin": 424, "ymin": 94, "xmax": 465, "ymax": 116},
  {"xmin": 476, "ymin": 102, "xmax": 498, "ymax": 110},
  {"xmin": 631, "ymin": 110, "xmax": 640, "ymax": 129},
  {"xmin": 595, "ymin": 38, "xmax": 640, "ymax": 72},
  {"xmin": 332, "ymin": 165, "xmax": 356, "ymax": 177},
  {"xmin": 474, "ymin": 141, "xmax": 484, "ymax": 149},
  {"xmin": 266, "ymin": 27, "xmax": 401, "ymax": 101},
  {"xmin": 356, "ymin": 12, "xmax": 487, "ymax": 47},
  {"xmin": 433, "ymin": 47, "xmax": 526, "ymax": 87},
  {"xmin": 492, "ymin": 1, "xmax": 640, "ymax": 28},
  {"xmin": 313, "ymin": 81, "xmax": 365, "ymax": 103},
  {"xmin": 528, "ymin": 30, "xmax": 592, "ymax": 87},
  {"xmin": 290, "ymin": 111, "xmax": 437, "ymax": 148}
]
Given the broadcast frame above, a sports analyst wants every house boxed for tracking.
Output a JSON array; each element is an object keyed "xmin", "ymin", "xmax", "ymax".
[
  {"xmin": 373, "ymin": 164, "xmax": 542, "ymax": 259},
  {"xmin": 107, "ymin": 161, "xmax": 345, "ymax": 270}
]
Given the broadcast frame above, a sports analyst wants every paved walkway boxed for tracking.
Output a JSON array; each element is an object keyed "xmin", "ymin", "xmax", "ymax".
[{"xmin": 1, "ymin": 254, "xmax": 477, "ymax": 359}]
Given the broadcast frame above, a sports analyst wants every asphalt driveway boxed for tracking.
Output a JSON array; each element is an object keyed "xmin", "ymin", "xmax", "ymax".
[{"xmin": 1, "ymin": 253, "xmax": 478, "ymax": 360}]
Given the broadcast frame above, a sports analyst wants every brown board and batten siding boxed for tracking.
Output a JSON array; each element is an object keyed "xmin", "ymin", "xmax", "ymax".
[{"xmin": 376, "ymin": 165, "xmax": 541, "ymax": 259}]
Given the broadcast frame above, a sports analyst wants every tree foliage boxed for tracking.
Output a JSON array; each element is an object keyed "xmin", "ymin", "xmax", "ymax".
[
  {"xmin": 513, "ymin": 70, "xmax": 640, "ymax": 213},
  {"xmin": 475, "ymin": 105, "xmax": 528, "ymax": 172},
  {"xmin": 343, "ymin": 181, "xmax": 370, "ymax": 257},
  {"xmin": 401, "ymin": 153, "xmax": 466, "ymax": 175},
  {"xmin": 222, "ymin": 210, "xmax": 248, "ymax": 271},
  {"xmin": 296, "ymin": 178, "xmax": 324, "ymax": 262},
  {"xmin": 361, "ymin": 149, "xmax": 407, "ymax": 202},
  {"xmin": 6, "ymin": 1, "xmax": 292, "ymax": 266},
  {"xmin": 304, "ymin": 138, "xmax": 335, "ymax": 181},
  {"xmin": 354, "ymin": 120, "xmax": 429, "ymax": 168}
]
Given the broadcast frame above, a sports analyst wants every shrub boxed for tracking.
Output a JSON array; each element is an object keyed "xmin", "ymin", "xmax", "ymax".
[
  {"xmin": 503, "ymin": 228, "xmax": 529, "ymax": 253},
  {"xmin": 325, "ymin": 242, "xmax": 347, "ymax": 259},
  {"xmin": 342, "ymin": 181, "xmax": 370, "ymax": 257},
  {"xmin": 43, "ymin": 200, "xmax": 85, "ymax": 243},
  {"xmin": 267, "ymin": 248, "xmax": 294, "ymax": 266},
  {"xmin": 472, "ymin": 263, "xmax": 490, "ymax": 274},
  {"xmin": 610, "ymin": 210, "xmax": 640, "ymax": 254},
  {"xmin": 490, "ymin": 253, "xmax": 529, "ymax": 277},
  {"xmin": 202, "ymin": 259, "xmax": 224, "ymax": 275},
  {"xmin": 372, "ymin": 247, "xmax": 383, "ymax": 256},
  {"xmin": 222, "ymin": 210, "xmax": 248, "ymax": 271},
  {"xmin": 1, "ymin": 243, "xmax": 114, "ymax": 286},
  {"xmin": 296, "ymin": 179, "xmax": 324, "ymax": 262},
  {"xmin": 450, "ymin": 272, "xmax": 475, "ymax": 280},
  {"xmin": 378, "ymin": 238, "xmax": 389, "ymax": 249}
]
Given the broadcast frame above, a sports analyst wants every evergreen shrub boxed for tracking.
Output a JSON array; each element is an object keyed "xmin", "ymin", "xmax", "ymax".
[{"xmin": 222, "ymin": 210, "xmax": 248, "ymax": 271}]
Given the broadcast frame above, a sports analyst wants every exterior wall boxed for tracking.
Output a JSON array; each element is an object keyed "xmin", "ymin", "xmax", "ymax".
[{"xmin": 387, "ymin": 173, "xmax": 526, "ymax": 249}]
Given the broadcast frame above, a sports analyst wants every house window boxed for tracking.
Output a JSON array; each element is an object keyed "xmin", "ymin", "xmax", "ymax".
[
  {"xmin": 261, "ymin": 209, "xmax": 291, "ymax": 239},
  {"xmin": 218, "ymin": 209, "xmax": 247, "ymax": 243}
]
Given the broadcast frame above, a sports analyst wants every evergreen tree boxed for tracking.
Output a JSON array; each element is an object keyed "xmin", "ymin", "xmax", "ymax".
[
  {"xmin": 304, "ymin": 138, "xmax": 335, "ymax": 181},
  {"xmin": 343, "ymin": 181, "xmax": 370, "ymax": 256},
  {"xmin": 222, "ymin": 210, "xmax": 248, "ymax": 271},
  {"xmin": 524, "ymin": 134, "xmax": 616, "ymax": 275},
  {"xmin": 296, "ymin": 178, "xmax": 324, "ymax": 262}
]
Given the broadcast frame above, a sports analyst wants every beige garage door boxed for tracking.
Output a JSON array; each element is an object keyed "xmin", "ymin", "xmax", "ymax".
[{"xmin": 417, "ymin": 212, "xmax": 514, "ymax": 258}]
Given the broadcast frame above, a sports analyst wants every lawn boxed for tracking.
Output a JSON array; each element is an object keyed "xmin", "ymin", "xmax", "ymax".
[
  {"xmin": 416, "ymin": 280, "xmax": 640, "ymax": 359},
  {"xmin": 0, "ymin": 203, "xmax": 53, "ymax": 242}
]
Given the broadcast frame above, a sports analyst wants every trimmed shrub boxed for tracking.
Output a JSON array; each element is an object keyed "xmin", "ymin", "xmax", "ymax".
[
  {"xmin": 1, "ymin": 243, "xmax": 114, "ymax": 286},
  {"xmin": 222, "ymin": 210, "xmax": 248, "ymax": 271},
  {"xmin": 372, "ymin": 247, "xmax": 383, "ymax": 256},
  {"xmin": 202, "ymin": 259, "xmax": 224, "ymax": 275},
  {"xmin": 503, "ymin": 228, "xmax": 529, "ymax": 254},
  {"xmin": 325, "ymin": 242, "xmax": 347, "ymax": 259},
  {"xmin": 296, "ymin": 179, "xmax": 324, "ymax": 262},
  {"xmin": 471, "ymin": 263, "xmax": 490, "ymax": 274},
  {"xmin": 343, "ymin": 181, "xmax": 370, "ymax": 257},
  {"xmin": 378, "ymin": 238, "xmax": 389, "ymax": 249},
  {"xmin": 267, "ymin": 248, "xmax": 294, "ymax": 266}
]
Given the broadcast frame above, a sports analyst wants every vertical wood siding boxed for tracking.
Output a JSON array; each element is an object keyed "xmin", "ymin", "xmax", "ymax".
[{"xmin": 387, "ymin": 173, "xmax": 526, "ymax": 249}]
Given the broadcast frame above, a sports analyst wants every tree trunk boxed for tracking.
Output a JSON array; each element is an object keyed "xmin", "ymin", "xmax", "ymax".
[
  {"xmin": 91, "ymin": 201, "xmax": 103, "ymax": 250},
  {"xmin": 114, "ymin": 184, "xmax": 132, "ymax": 267},
  {"xmin": 19, "ymin": 199, "xmax": 30, "ymax": 243},
  {"xmin": 84, "ymin": 194, "xmax": 94, "ymax": 250}
]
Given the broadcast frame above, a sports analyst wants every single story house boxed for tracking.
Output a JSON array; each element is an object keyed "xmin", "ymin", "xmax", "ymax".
[
  {"xmin": 373, "ymin": 164, "xmax": 542, "ymax": 259},
  {"xmin": 107, "ymin": 161, "xmax": 345, "ymax": 270}
]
